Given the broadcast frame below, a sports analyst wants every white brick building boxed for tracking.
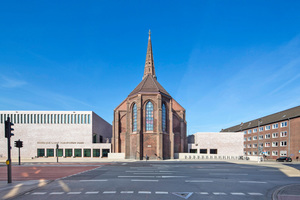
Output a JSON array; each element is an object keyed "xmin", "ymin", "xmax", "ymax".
[
  {"xmin": 0, "ymin": 111, "xmax": 112, "ymax": 159},
  {"xmin": 187, "ymin": 132, "xmax": 244, "ymax": 157}
]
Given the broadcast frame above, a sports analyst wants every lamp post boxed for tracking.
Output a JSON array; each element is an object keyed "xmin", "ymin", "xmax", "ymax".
[{"xmin": 258, "ymin": 119, "xmax": 262, "ymax": 162}]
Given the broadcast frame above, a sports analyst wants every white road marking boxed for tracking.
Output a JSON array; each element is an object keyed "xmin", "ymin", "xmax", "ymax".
[
  {"xmin": 213, "ymin": 192, "xmax": 227, "ymax": 195},
  {"xmin": 49, "ymin": 192, "xmax": 64, "ymax": 195},
  {"xmin": 103, "ymin": 191, "xmax": 116, "ymax": 194},
  {"xmin": 32, "ymin": 192, "xmax": 47, "ymax": 195},
  {"xmin": 122, "ymin": 163, "xmax": 127, "ymax": 165},
  {"xmin": 79, "ymin": 180, "xmax": 107, "ymax": 182},
  {"xmin": 126, "ymin": 171, "xmax": 154, "ymax": 173},
  {"xmin": 134, "ymin": 173, "xmax": 172, "ymax": 174},
  {"xmin": 185, "ymin": 180, "xmax": 213, "ymax": 183},
  {"xmin": 85, "ymin": 191, "xmax": 99, "ymax": 194},
  {"xmin": 155, "ymin": 191, "xmax": 168, "ymax": 194},
  {"xmin": 248, "ymin": 192, "xmax": 263, "ymax": 195},
  {"xmin": 159, "ymin": 171, "xmax": 177, "ymax": 172},
  {"xmin": 121, "ymin": 191, "xmax": 134, "ymax": 194},
  {"xmin": 67, "ymin": 192, "xmax": 81, "ymax": 194},
  {"xmin": 160, "ymin": 176, "xmax": 187, "ymax": 178},
  {"xmin": 131, "ymin": 179, "xmax": 159, "ymax": 182},
  {"xmin": 210, "ymin": 173, "xmax": 248, "ymax": 175},
  {"xmin": 118, "ymin": 176, "xmax": 155, "ymax": 178},
  {"xmin": 197, "ymin": 192, "xmax": 209, "ymax": 195},
  {"xmin": 239, "ymin": 181, "xmax": 267, "ymax": 184},
  {"xmin": 138, "ymin": 191, "xmax": 151, "ymax": 194},
  {"xmin": 231, "ymin": 192, "xmax": 245, "ymax": 195}
]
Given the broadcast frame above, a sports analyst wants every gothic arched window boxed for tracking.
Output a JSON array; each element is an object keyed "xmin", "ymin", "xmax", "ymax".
[
  {"xmin": 132, "ymin": 103, "xmax": 137, "ymax": 132},
  {"xmin": 146, "ymin": 101, "xmax": 154, "ymax": 131},
  {"xmin": 162, "ymin": 103, "xmax": 166, "ymax": 132}
]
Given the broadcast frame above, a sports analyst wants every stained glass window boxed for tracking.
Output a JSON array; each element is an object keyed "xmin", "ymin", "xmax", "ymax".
[
  {"xmin": 132, "ymin": 104, "xmax": 137, "ymax": 132},
  {"xmin": 146, "ymin": 101, "xmax": 154, "ymax": 131},
  {"xmin": 162, "ymin": 103, "xmax": 166, "ymax": 132}
]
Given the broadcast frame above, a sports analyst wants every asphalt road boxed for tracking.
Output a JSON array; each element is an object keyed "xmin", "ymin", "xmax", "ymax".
[{"xmin": 12, "ymin": 161, "xmax": 300, "ymax": 200}]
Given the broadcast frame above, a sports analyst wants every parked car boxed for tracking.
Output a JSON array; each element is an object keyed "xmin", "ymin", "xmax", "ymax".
[{"xmin": 276, "ymin": 157, "xmax": 292, "ymax": 162}]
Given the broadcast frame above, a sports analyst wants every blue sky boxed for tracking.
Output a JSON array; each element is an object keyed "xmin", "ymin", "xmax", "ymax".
[{"xmin": 1, "ymin": 1, "xmax": 300, "ymax": 134}]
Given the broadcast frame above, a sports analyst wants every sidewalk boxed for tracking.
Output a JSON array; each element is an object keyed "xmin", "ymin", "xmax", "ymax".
[
  {"xmin": 0, "ymin": 180, "xmax": 50, "ymax": 200},
  {"xmin": 273, "ymin": 184, "xmax": 300, "ymax": 200}
]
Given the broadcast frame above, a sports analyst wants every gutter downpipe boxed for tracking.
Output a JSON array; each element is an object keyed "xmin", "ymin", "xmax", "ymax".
[{"xmin": 288, "ymin": 118, "xmax": 291, "ymax": 156}]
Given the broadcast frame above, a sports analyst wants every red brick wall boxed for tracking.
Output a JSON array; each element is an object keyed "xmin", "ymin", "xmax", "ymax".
[
  {"xmin": 143, "ymin": 133, "xmax": 157, "ymax": 159},
  {"xmin": 291, "ymin": 117, "xmax": 300, "ymax": 159}
]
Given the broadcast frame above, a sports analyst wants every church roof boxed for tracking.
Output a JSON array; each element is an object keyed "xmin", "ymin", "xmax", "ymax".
[
  {"xmin": 128, "ymin": 31, "xmax": 171, "ymax": 97},
  {"xmin": 128, "ymin": 74, "xmax": 170, "ymax": 97}
]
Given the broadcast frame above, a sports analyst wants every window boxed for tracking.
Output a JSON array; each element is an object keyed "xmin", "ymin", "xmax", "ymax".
[
  {"xmin": 272, "ymin": 142, "xmax": 278, "ymax": 147},
  {"xmin": 259, "ymin": 143, "xmax": 263, "ymax": 147},
  {"xmin": 47, "ymin": 149, "xmax": 54, "ymax": 157},
  {"xmin": 272, "ymin": 151, "xmax": 278, "ymax": 156},
  {"xmin": 265, "ymin": 125, "xmax": 270, "ymax": 130},
  {"xmin": 248, "ymin": 137, "xmax": 251, "ymax": 141},
  {"xmin": 253, "ymin": 151, "xmax": 257, "ymax": 155},
  {"xmin": 37, "ymin": 149, "xmax": 45, "ymax": 157},
  {"xmin": 272, "ymin": 123, "xmax": 278, "ymax": 129},
  {"xmin": 162, "ymin": 103, "xmax": 166, "ymax": 132},
  {"xmin": 200, "ymin": 149, "xmax": 207, "ymax": 154},
  {"xmin": 248, "ymin": 130, "xmax": 252, "ymax": 134},
  {"xmin": 102, "ymin": 149, "xmax": 110, "ymax": 157},
  {"xmin": 280, "ymin": 151, "xmax": 287, "ymax": 156},
  {"xmin": 272, "ymin": 132, "xmax": 278, "ymax": 138},
  {"xmin": 74, "ymin": 149, "xmax": 82, "ymax": 157},
  {"xmin": 210, "ymin": 149, "xmax": 217, "ymax": 154},
  {"xmin": 244, "ymin": 137, "xmax": 247, "ymax": 141},
  {"xmin": 259, "ymin": 135, "xmax": 263, "ymax": 140},
  {"xmin": 265, "ymin": 134, "xmax": 271, "ymax": 139},
  {"xmin": 57, "ymin": 149, "xmax": 63, "ymax": 157},
  {"xmin": 244, "ymin": 144, "xmax": 246, "ymax": 148},
  {"xmin": 132, "ymin": 104, "xmax": 137, "ymax": 132},
  {"xmin": 247, "ymin": 144, "xmax": 252, "ymax": 148},
  {"xmin": 265, "ymin": 142, "xmax": 270, "ymax": 147},
  {"xmin": 84, "ymin": 149, "xmax": 91, "ymax": 157},
  {"xmin": 280, "ymin": 141, "xmax": 287, "ymax": 146},
  {"xmin": 265, "ymin": 151, "xmax": 270, "ymax": 156},
  {"xmin": 247, "ymin": 151, "xmax": 252, "ymax": 155},
  {"xmin": 88, "ymin": 114, "xmax": 90, "ymax": 124},
  {"xmin": 253, "ymin": 128, "xmax": 257, "ymax": 133},
  {"xmin": 243, "ymin": 131, "xmax": 247, "ymax": 135},
  {"xmin": 253, "ymin": 143, "xmax": 258, "ymax": 148},
  {"xmin": 281, "ymin": 121, "xmax": 287, "ymax": 127},
  {"xmin": 65, "ymin": 149, "xmax": 73, "ymax": 157},
  {"xmin": 190, "ymin": 149, "xmax": 197, "ymax": 153},
  {"xmin": 259, "ymin": 127, "xmax": 264, "ymax": 132},
  {"xmin": 93, "ymin": 149, "xmax": 100, "ymax": 157},
  {"xmin": 145, "ymin": 101, "xmax": 154, "ymax": 131},
  {"xmin": 74, "ymin": 115, "xmax": 77, "ymax": 124},
  {"xmin": 280, "ymin": 131, "xmax": 287, "ymax": 137},
  {"xmin": 253, "ymin": 136, "xmax": 257, "ymax": 140},
  {"xmin": 93, "ymin": 134, "xmax": 97, "ymax": 143}
]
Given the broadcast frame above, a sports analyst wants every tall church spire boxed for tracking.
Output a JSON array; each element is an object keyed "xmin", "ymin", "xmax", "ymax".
[{"xmin": 143, "ymin": 30, "xmax": 156, "ymax": 80}]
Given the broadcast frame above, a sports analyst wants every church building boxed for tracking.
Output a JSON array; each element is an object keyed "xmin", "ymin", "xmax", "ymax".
[{"xmin": 112, "ymin": 32, "xmax": 187, "ymax": 160}]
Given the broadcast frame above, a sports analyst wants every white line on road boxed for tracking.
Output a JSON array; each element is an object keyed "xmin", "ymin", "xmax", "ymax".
[
  {"xmin": 67, "ymin": 192, "xmax": 81, "ymax": 194},
  {"xmin": 79, "ymin": 180, "xmax": 107, "ymax": 182},
  {"xmin": 239, "ymin": 181, "xmax": 267, "ymax": 184},
  {"xmin": 213, "ymin": 192, "xmax": 227, "ymax": 195},
  {"xmin": 197, "ymin": 192, "xmax": 209, "ymax": 195},
  {"xmin": 248, "ymin": 192, "xmax": 263, "ymax": 195},
  {"xmin": 122, "ymin": 163, "xmax": 127, "ymax": 165},
  {"xmin": 155, "ymin": 191, "xmax": 168, "ymax": 194},
  {"xmin": 185, "ymin": 180, "xmax": 213, "ymax": 183},
  {"xmin": 85, "ymin": 191, "xmax": 99, "ymax": 194},
  {"xmin": 103, "ymin": 191, "xmax": 117, "ymax": 194},
  {"xmin": 159, "ymin": 171, "xmax": 177, "ymax": 173},
  {"xmin": 131, "ymin": 179, "xmax": 159, "ymax": 182},
  {"xmin": 126, "ymin": 171, "xmax": 154, "ymax": 173},
  {"xmin": 134, "ymin": 173, "xmax": 172, "ymax": 175},
  {"xmin": 231, "ymin": 192, "xmax": 245, "ymax": 195},
  {"xmin": 210, "ymin": 173, "xmax": 248, "ymax": 175},
  {"xmin": 160, "ymin": 176, "xmax": 187, "ymax": 178},
  {"xmin": 119, "ymin": 176, "xmax": 155, "ymax": 178},
  {"xmin": 32, "ymin": 192, "xmax": 47, "ymax": 195},
  {"xmin": 121, "ymin": 191, "xmax": 134, "ymax": 194},
  {"xmin": 49, "ymin": 192, "xmax": 64, "ymax": 195},
  {"xmin": 138, "ymin": 191, "xmax": 151, "ymax": 194}
]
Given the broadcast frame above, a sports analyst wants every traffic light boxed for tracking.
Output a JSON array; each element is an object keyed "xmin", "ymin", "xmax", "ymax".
[
  {"xmin": 14, "ymin": 141, "xmax": 18, "ymax": 147},
  {"xmin": 5, "ymin": 118, "xmax": 14, "ymax": 138},
  {"xmin": 14, "ymin": 140, "xmax": 23, "ymax": 148},
  {"xmin": 20, "ymin": 141, "xmax": 23, "ymax": 147}
]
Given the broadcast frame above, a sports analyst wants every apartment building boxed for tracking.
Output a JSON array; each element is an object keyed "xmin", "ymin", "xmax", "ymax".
[{"xmin": 221, "ymin": 106, "xmax": 300, "ymax": 160}]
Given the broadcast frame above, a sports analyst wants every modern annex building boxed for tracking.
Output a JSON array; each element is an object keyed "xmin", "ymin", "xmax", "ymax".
[
  {"xmin": 112, "ymin": 32, "xmax": 187, "ymax": 160},
  {"xmin": 0, "ymin": 111, "xmax": 112, "ymax": 159},
  {"xmin": 221, "ymin": 105, "xmax": 300, "ymax": 160}
]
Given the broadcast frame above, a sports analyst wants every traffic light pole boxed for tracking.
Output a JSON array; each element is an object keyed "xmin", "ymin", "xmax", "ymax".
[
  {"xmin": 6, "ymin": 117, "xmax": 12, "ymax": 183},
  {"xmin": 18, "ymin": 139, "xmax": 21, "ymax": 165}
]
